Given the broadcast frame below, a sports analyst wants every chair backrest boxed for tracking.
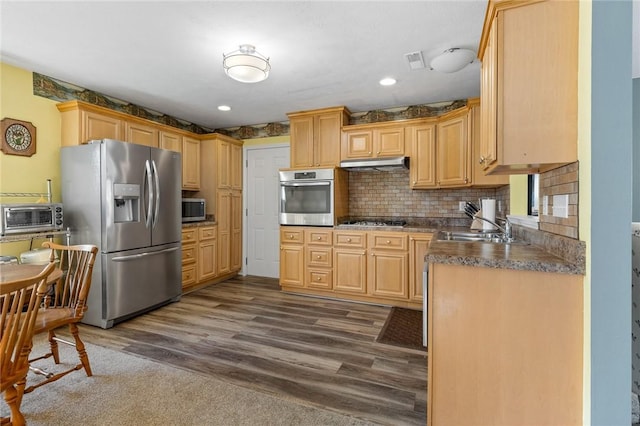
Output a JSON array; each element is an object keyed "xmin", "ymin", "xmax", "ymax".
[
  {"xmin": 0, "ymin": 262, "xmax": 56, "ymax": 392},
  {"xmin": 41, "ymin": 242, "xmax": 98, "ymax": 317}
]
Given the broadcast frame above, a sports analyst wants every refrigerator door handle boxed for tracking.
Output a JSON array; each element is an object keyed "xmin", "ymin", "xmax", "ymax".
[
  {"xmin": 144, "ymin": 159, "xmax": 154, "ymax": 228},
  {"xmin": 151, "ymin": 160, "xmax": 160, "ymax": 229},
  {"xmin": 112, "ymin": 246, "xmax": 179, "ymax": 262}
]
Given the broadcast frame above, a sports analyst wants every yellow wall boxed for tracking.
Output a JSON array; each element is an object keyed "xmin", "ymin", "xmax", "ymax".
[
  {"xmin": 0, "ymin": 62, "xmax": 63, "ymax": 256},
  {"xmin": 509, "ymin": 175, "xmax": 528, "ymax": 215}
]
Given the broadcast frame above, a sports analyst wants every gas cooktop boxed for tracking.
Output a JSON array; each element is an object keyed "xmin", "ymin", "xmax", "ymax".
[{"xmin": 340, "ymin": 220, "xmax": 407, "ymax": 227}]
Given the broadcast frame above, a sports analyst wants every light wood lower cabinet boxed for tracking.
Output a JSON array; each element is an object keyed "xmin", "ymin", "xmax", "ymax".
[
  {"xmin": 197, "ymin": 226, "xmax": 217, "ymax": 283},
  {"xmin": 181, "ymin": 228, "xmax": 198, "ymax": 290},
  {"xmin": 279, "ymin": 227, "xmax": 430, "ymax": 308},
  {"xmin": 427, "ymin": 263, "xmax": 583, "ymax": 426}
]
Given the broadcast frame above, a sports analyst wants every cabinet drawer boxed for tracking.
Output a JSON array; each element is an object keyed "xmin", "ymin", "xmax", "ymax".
[
  {"xmin": 182, "ymin": 244, "xmax": 197, "ymax": 264},
  {"xmin": 182, "ymin": 265, "xmax": 197, "ymax": 286},
  {"xmin": 307, "ymin": 269, "xmax": 333, "ymax": 289},
  {"xmin": 305, "ymin": 229, "xmax": 333, "ymax": 245},
  {"xmin": 199, "ymin": 226, "xmax": 216, "ymax": 241},
  {"xmin": 370, "ymin": 233, "xmax": 408, "ymax": 251},
  {"xmin": 182, "ymin": 228, "xmax": 198, "ymax": 244},
  {"xmin": 281, "ymin": 228, "xmax": 304, "ymax": 244},
  {"xmin": 334, "ymin": 231, "xmax": 366, "ymax": 248},
  {"xmin": 306, "ymin": 246, "xmax": 332, "ymax": 267}
]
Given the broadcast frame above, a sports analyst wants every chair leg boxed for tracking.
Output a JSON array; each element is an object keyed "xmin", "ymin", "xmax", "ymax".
[
  {"xmin": 3, "ymin": 383, "xmax": 26, "ymax": 426},
  {"xmin": 48, "ymin": 329, "xmax": 60, "ymax": 364},
  {"xmin": 69, "ymin": 323, "xmax": 92, "ymax": 377}
]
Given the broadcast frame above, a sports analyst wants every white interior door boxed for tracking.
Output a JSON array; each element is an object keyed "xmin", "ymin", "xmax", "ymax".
[{"xmin": 244, "ymin": 145, "xmax": 289, "ymax": 278}]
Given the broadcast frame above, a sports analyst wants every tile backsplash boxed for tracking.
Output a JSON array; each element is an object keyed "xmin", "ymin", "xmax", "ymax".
[
  {"xmin": 538, "ymin": 162, "xmax": 579, "ymax": 239},
  {"xmin": 347, "ymin": 170, "xmax": 509, "ymax": 219}
]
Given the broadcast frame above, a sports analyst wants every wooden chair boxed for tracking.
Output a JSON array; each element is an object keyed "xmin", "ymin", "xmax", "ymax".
[
  {"xmin": 1, "ymin": 262, "xmax": 56, "ymax": 426},
  {"xmin": 25, "ymin": 242, "xmax": 98, "ymax": 394}
]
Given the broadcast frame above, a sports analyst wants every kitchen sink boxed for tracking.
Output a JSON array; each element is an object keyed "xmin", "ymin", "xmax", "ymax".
[{"xmin": 436, "ymin": 230, "xmax": 529, "ymax": 245}]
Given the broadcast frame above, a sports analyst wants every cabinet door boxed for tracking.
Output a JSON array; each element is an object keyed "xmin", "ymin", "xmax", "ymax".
[
  {"xmin": 217, "ymin": 191, "xmax": 231, "ymax": 274},
  {"xmin": 289, "ymin": 115, "xmax": 314, "ymax": 168},
  {"xmin": 217, "ymin": 141, "xmax": 231, "ymax": 189},
  {"xmin": 343, "ymin": 130, "xmax": 373, "ymax": 159},
  {"xmin": 230, "ymin": 190, "xmax": 242, "ymax": 272},
  {"xmin": 230, "ymin": 143, "xmax": 243, "ymax": 191},
  {"xmin": 409, "ymin": 234, "xmax": 432, "ymax": 302},
  {"xmin": 437, "ymin": 113, "xmax": 470, "ymax": 187},
  {"xmin": 333, "ymin": 249, "xmax": 367, "ymax": 294},
  {"xmin": 374, "ymin": 127, "xmax": 405, "ymax": 157},
  {"xmin": 280, "ymin": 244, "xmax": 304, "ymax": 287},
  {"xmin": 125, "ymin": 121, "xmax": 159, "ymax": 147},
  {"xmin": 409, "ymin": 124, "xmax": 437, "ymax": 188},
  {"xmin": 82, "ymin": 111, "xmax": 123, "ymax": 143},
  {"xmin": 198, "ymin": 238, "xmax": 217, "ymax": 282},
  {"xmin": 368, "ymin": 251, "xmax": 408, "ymax": 299},
  {"xmin": 480, "ymin": 17, "xmax": 498, "ymax": 171},
  {"xmin": 314, "ymin": 112, "xmax": 342, "ymax": 167},
  {"xmin": 469, "ymin": 103, "xmax": 509, "ymax": 186},
  {"xmin": 159, "ymin": 131, "xmax": 182, "ymax": 153},
  {"xmin": 182, "ymin": 137, "xmax": 200, "ymax": 190}
]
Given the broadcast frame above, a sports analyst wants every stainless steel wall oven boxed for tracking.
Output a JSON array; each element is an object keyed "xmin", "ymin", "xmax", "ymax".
[{"xmin": 279, "ymin": 169, "xmax": 336, "ymax": 226}]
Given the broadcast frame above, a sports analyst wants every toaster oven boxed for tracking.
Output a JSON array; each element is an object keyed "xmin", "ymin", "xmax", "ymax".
[{"xmin": 0, "ymin": 203, "xmax": 64, "ymax": 236}]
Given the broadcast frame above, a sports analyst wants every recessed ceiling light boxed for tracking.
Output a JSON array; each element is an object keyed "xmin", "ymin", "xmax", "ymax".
[
  {"xmin": 379, "ymin": 77, "xmax": 397, "ymax": 86},
  {"xmin": 218, "ymin": 105, "xmax": 231, "ymax": 111}
]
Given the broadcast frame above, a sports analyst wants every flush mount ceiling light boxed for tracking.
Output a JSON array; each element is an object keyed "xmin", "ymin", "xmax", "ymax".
[
  {"xmin": 223, "ymin": 44, "xmax": 271, "ymax": 83},
  {"xmin": 217, "ymin": 105, "xmax": 231, "ymax": 111},
  {"xmin": 430, "ymin": 48, "xmax": 476, "ymax": 73},
  {"xmin": 379, "ymin": 77, "xmax": 397, "ymax": 86}
]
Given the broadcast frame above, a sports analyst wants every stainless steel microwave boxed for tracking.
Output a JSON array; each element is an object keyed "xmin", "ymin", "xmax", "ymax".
[
  {"xmin": 0, "ymin": 203, "xmax": 64, "ymax": 236},
  {"xmin": 181, "ymin": 198, "xmax": 206, "ymax": 222}
]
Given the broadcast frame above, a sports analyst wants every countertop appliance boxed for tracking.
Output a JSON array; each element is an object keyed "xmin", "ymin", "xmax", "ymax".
[
  {"xmin": 61, "ymin": 139, "xmax": 182, "ymax": 329},
  {"xmin": 0, "ymin": 203, "xmax": 63, "ymax": 236},
  {"xmin": 279, "ymin": 168, "xmax": 336, "ymax": 227},
  {"xmin": 182, "ymin": 198, "xmax": 206, "ymax": 222}
]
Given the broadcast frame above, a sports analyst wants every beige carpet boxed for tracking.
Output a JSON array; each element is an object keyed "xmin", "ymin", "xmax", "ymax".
[{"xmin": 8, "ymin": 336, "xmax": 376, "ymax": 425}]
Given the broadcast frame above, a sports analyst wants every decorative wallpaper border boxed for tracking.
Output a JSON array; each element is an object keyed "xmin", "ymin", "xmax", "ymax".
[{"xmin": 33, "ymin": 72, "xmax": 467, "ymax": 138}]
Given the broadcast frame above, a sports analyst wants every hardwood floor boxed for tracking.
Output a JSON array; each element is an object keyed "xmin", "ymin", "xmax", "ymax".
[{"xmin": 76, "ymin": 276, "xmax": 427, "ymax": 425}]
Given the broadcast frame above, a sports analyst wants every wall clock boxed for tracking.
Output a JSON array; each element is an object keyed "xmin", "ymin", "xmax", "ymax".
[{"xmin": 1, "ymin": 118, "xmax": 37, "ymax": 157}]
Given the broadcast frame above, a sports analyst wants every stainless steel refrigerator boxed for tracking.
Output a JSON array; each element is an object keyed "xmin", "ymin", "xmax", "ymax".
[{"xmin": 61, "ymin": 139, "xmax": 182, "ymax": 329}]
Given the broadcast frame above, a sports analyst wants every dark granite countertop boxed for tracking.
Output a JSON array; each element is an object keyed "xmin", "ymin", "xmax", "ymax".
[
  {"xmin": 426, "ymin": 239, "xmax": 584, "ymax": 275},
  {"xmin": 182, "ymin": 220, "xmax": 216, "ymax": 228}
]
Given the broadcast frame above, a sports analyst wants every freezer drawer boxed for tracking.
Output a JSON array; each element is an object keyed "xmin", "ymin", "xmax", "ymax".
[{"xmin": 83, "ymin": 243, "xmax": 181, "ymax": 328}]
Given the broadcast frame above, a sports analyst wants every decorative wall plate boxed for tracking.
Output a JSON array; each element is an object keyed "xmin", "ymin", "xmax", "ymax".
[{"xmin": 1, "ymin": 118, "xmax": 37, "ymax": 157}]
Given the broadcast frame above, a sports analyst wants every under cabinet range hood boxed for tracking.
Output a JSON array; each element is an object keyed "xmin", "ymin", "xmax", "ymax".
[{"xmin": 339, "ymin": 156, "xmax": 409, "ymax": 172}]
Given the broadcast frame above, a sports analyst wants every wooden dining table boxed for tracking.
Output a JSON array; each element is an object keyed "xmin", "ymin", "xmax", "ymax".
[{"xmin": 0, "ymin": 263, "xmax": 62, "ymax": 285}]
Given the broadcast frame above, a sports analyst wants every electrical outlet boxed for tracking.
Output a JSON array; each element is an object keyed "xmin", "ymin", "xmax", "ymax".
[{"xmin": 458, "ymin": 201, "xmax": 466, "ymax": 212}]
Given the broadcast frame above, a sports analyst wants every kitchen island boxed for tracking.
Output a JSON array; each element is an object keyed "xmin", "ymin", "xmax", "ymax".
[{"xmin": 425, "ymin": 237, "xmax": 584, "ymax": 425}]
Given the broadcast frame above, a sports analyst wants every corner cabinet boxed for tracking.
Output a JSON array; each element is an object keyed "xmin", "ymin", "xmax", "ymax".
[
  {"xmin": 478, "ymin": 0, "xmax": 579, "ymax": 174},
  {"xmin": 288, "ymin": 106, "xmax": 350, "ymax": 168}
]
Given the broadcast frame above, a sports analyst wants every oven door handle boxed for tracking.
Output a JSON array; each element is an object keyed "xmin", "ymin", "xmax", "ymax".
[{"xmin": 280, "ymin": 181, "xmax": 331, "ymax": 187}]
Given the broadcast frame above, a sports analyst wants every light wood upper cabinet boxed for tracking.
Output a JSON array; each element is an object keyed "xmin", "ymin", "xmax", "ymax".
[
  {"xmin": 468, "ymin": 99, "xmax": 509, "ymax": 187},
  {"xmin": 478, "ymin": 0, "xmax": 578, "ymax": 174},
  {"xmin": 182, "ymin": 136, "xmax": 200, "ymax": 190},
  {"xmin": 435, "ymin": 109, "xmax": 470, "ymax": 188},
  {"xmin": 159, "ymin": 131, "xmax": 182, "ymax": 153},
  {"xmin": 288, "ymin": 106, "xmax": 350, "ymax": 168},
  {"xmin": 342, "ymin": 123, "xmax": 405, "ymax": 160},
  {"xmin": 125, "ymin": 121, "xmax": 159, "ymax": 147},
  {"xmin": 408, "ymin": 122, "xmax": 437, "ymax": 188},
  {"xmin": 58, "ymin": 101, "xmax": 124, "ymax": 145}
]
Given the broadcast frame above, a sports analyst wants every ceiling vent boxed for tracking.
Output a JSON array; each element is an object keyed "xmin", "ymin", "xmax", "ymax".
[{"xmin": 404, "ymin": 51, "xmax": 426, "ymax": 70}]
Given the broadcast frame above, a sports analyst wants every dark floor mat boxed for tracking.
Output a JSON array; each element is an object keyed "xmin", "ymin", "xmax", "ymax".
[{"xmin": 376, "ymin": 307, "xmax": 426, "ymax": 351}]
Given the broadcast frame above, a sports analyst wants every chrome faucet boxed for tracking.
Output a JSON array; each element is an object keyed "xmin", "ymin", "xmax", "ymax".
[{"xmin": 472, "ymin": 216, "xmax": 514, "ymax": 242}]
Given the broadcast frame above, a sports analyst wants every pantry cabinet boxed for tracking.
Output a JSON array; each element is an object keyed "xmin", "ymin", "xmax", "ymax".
[
  {"xmin": 341, "ymin": 122, "xmax": 406, "ymax": 160},
  {"xmin": 288, "ymin": 106, "xmax": 350, "ymax": 168},
  {"xmin": 478, "ymin": 0, "xmax": 578, "ymax": 174}
]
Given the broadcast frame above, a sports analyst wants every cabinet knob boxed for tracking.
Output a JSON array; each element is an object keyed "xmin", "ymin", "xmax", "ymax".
[
  {"xmin": 464, "ymin": 178, "xmax": 468, "ymax": 184},
  {"xmin": 479, "ymin": 156, "xmax": 485, "ymax": 164},
  {"xmin": 377, "ymin": 151, "xmax": 380, "ymax": 155},
  {"xmin": 317, "ymin": 277, "xmax": 321, "ymax": 281},
  {"xmin": 317, "ymin": 236, "xmax": 321, "ymax": 240},
  {"xmin": 386, "ymin": 240, "xmax": 391, "ymax": 244},
  {"xmin": 290, "ymin": 235, "xmax": 294, "ymax": 239},
  {"xmin": 413, "ymin": 181, "xmax": 417, "ymax": 184},
  {"xmin": 316, "ymin": 255, "xmax": 321, "ymax": 259},
  {"xmin": 347, "ymin": 238, "xmax": 352, "ymax": 242}
]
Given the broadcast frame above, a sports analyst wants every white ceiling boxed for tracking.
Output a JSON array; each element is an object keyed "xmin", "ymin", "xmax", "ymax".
[
  {"xmin": 1, "ymin": 1, "xmax": 490, "ymax": 129},
  {"xmin": 10, "ymin": 1, "xmax": 636, "ymax": 132}
]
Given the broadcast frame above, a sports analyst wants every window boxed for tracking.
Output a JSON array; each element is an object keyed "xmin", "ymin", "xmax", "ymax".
[{"xmin": 527, "ymin": 174, "xmax": 539, "ymax": 216}]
